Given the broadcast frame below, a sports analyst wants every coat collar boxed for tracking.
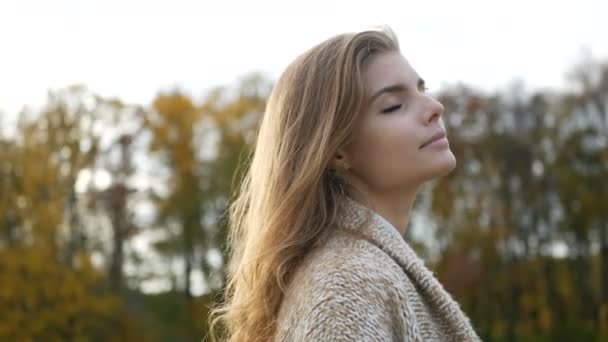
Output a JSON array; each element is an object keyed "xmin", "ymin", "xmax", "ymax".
[
  {"xmin": 337, "ymin": 196, "xmax": 424, "ymax": 272},
  {"xmin": 337, "ymin": 196, "xmax": 480, "ymax": 339}
]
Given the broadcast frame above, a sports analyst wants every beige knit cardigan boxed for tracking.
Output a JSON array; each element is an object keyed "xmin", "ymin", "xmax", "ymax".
[{"xmin": 274, "ymin": 197, "xmax": 482, "ymax": 341}]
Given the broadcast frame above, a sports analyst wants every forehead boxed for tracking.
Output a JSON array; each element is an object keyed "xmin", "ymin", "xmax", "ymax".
[{"xmin": 363, "ymin": 51, "xmax": 419, "ymax": 94}]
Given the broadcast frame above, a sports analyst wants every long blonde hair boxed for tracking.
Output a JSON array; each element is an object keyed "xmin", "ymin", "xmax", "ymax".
[{"xmin": 209, "ymin": 27, "xmax": 399, "ymax": 341}]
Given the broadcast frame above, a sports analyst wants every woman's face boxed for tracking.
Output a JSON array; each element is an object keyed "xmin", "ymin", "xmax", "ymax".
[{"xmin": 342, "ymin": 51, "xmax": 456, "ymax": 193}]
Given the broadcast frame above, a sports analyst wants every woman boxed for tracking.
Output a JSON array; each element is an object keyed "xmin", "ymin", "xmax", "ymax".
[{"xmin": 210, "ymin": 27, "xmax": 482, "ymax": 341}]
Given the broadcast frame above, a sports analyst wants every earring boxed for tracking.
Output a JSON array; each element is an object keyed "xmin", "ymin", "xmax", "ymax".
[{"xmin": 338, "ymin": 182, "xmax": 346, "ymax": 195}]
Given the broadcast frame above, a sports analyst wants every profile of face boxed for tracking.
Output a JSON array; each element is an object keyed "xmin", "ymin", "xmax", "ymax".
[{"xmin": 340, "ymin": 51, "xmax": 456, "ymax": 195}]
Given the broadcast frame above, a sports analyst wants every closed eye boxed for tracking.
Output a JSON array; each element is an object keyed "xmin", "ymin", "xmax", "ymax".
[{"xmin": 381, "ymin": 104, "xmax": 402, "ymax": 114}]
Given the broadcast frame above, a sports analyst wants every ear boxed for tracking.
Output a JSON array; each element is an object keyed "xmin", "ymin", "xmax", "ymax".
[{"xmin": 331, "ymin": 149, "xmax": 351, "ymax": 171}]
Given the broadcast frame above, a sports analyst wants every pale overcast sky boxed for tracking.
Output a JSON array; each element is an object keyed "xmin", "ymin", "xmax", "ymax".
[{"xmin": 1, "ymin": 0, "xmax": 607, "ymax": 117}]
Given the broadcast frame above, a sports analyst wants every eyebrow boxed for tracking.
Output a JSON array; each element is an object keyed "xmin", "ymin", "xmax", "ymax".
[{"xmin": 369, "ymin": 77, "xmax": 426, "ymax": 104}]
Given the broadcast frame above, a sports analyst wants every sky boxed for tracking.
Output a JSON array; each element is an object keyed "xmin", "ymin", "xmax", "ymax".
[{"xmin": 1, "ymin": 0, "xmax": 608, "ymax": 120}]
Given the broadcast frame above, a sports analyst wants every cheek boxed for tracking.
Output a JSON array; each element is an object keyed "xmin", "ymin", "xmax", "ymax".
[{"xmin": 349, "ymin": 118, "xmax": 421, "ymax": 187}]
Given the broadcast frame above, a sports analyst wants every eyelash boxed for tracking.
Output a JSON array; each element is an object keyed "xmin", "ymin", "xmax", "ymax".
[
  {"xmin": 381, "ymin": 104, "xmax": 402, "ymax": 114},
  {"xmin": 380, "ymin": 86, "xmax": 428, "ymax": 114}
]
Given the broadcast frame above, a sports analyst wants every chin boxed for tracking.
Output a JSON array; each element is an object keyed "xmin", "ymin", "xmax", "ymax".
[
  {"xmin": 441, "ymin": 151, "xmax": 457, "ymax": 174},
  {"xmin": 427, "ymin": 150, "xmax": 457, "ymax": 179}
]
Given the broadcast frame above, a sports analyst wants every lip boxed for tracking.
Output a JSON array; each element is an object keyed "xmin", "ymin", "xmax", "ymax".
[{"xmin": 420, "ymin": 131, "xmax": 447, "ymax": 149}]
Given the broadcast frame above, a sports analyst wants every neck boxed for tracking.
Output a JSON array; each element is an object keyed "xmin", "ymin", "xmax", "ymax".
[{"xmin": 350, "ymin": 186, "xmax": 418, "ymax": 235}]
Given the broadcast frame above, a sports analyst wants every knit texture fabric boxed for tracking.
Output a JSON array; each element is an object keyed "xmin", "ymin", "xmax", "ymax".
[{"xmin": 274, "ymin": 197, "xmax": 482, "ymax": 341}]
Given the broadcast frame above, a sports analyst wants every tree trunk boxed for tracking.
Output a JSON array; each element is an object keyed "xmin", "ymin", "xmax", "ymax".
[
  {"xmin": 109, "ymin": 183, "xmax": 128, "ymax": 292},
  {"xmin": 600, "ymin": 223, "xmax": 608, "ymax": 332},
  {"xmin": 183, "ymin": 217, "xmax": 193, "ymax": 300},
  {"xmin": 506, "ymin": 258, "xmax": 521, "ymax": 342}
]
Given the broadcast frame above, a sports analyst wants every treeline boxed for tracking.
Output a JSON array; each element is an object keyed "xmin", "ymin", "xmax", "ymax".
[{"xmin": 0, "ymin": 56, "xmax": 606, "ymax": 341}]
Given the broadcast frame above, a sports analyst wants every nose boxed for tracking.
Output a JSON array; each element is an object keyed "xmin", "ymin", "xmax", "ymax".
[{"xmin": 423, "ymin": 96, "xmax": 444, "ymax": 124}]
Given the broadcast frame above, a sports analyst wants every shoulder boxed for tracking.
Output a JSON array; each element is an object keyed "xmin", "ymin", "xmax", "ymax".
[
  {"xmin": 275, "ymin": 232, "xmax": 407, "ymax": 341},
  {"xmin": 301, "ymin": 230, "xmax": 403, "ymax": 288}
]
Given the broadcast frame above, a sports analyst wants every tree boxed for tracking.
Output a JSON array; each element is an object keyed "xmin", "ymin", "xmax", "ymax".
[{"xmin": 0, "ymin": 87, "xmax": 137, "ymax": 339}]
